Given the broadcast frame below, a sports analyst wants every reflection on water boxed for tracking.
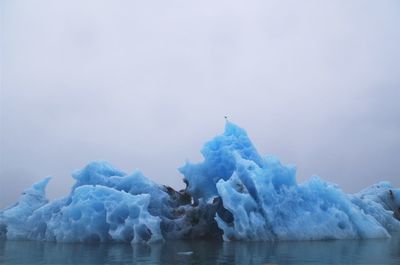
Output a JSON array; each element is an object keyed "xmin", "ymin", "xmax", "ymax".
[{"xmin": 1, "ymin": 233, "xmax": 400, "ymax": 265}]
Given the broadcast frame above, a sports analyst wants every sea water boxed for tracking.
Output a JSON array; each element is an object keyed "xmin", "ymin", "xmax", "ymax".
[{"xmin": 1, "ymin": 232, "xmax": 399, "ymax": 265}]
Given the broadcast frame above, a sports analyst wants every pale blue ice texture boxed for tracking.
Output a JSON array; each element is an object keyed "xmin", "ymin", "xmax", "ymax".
[{"xmin": 1, "ymin": 122, "xmax": 399, "ymax": 243}]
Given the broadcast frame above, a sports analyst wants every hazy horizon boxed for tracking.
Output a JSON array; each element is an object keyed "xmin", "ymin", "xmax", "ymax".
[{"xmin": 1, "ymin": 0, "xmax": 400, "ymax": 209}]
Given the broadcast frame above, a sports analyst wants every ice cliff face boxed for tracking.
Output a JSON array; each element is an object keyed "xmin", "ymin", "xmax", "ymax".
[{"xmin": 1, "ymin": 122, "xmax": 399, "ymax": 243}]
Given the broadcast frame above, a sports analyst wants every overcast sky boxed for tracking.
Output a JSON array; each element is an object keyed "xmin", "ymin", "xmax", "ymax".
[{"xmin": 1, "ymin": 0, "xmax": 399, "ymax": 209}]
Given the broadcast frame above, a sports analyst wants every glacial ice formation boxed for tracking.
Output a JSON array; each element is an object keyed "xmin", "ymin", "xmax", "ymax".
[{"xmin": 1, "ymin": 122, "xmax": 399, "ymax": 243}]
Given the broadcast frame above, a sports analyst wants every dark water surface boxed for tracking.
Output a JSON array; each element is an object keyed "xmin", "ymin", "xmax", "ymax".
[{"xmin": 1, "ymin": 233, "xmax": 400, "ymax": 265}]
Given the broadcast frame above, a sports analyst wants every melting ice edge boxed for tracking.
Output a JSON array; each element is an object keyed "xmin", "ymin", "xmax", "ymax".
[{"xmin": 1, "ymin": 122, "xmax": 399, "ymax": 243}]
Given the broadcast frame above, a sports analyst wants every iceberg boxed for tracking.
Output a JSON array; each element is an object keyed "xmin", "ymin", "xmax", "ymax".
[{"xmin": 1, "ymin": 122, "xmax": 399, "ymax": 243}]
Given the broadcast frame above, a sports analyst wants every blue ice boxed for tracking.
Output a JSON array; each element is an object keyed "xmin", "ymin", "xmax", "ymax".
[{"xmin": 1, "ymin": 122, "xmax": 399, "ymax": 243}]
